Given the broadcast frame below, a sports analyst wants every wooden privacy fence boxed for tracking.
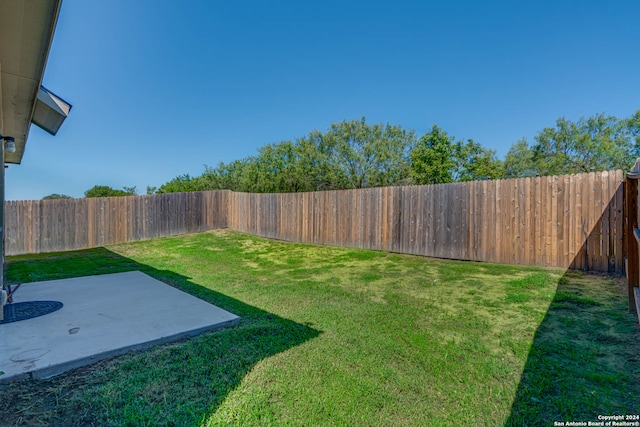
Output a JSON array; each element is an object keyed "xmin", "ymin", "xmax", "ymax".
[
  {"xmin": 2, "ymin": 170, "xmax": 626, "ymax": 274},
  {"xmin": 4, "ymin": 191, "xmax": 229, "ymax": 255},
  {"xmin": 229, "ymin": 170, "xmax": 625, "ymax": 272}
]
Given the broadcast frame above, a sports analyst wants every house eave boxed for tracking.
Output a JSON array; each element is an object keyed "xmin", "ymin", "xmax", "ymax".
[{"xmin": 0, "ymin": 0, "xmax": 64, "ymax": 164}]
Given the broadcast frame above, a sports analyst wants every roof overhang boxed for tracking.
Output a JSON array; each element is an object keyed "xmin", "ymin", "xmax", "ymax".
[{"xmin": 0, "ymin": 0, "xmax": 64, "ymax": 164}]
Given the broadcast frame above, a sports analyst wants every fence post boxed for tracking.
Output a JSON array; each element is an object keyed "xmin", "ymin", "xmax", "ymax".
[{"xmin": 625, "ymin": 158, "xmax": 640, "ymax": 313}]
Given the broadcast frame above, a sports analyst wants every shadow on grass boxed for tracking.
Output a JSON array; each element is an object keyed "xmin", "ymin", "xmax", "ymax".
[
  {"xmin": 0, "ymin": 247, "xmax": 321, "ymax": 427},
  {"xmin": 505, "ymin": 189, "xmax": 640, "ymax": 425},
  {"xmin": 505, "ymin": 271, "xmax": 640, "ymax": 426}
]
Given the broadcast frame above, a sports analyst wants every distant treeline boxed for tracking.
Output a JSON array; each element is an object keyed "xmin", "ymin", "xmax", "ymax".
[{"xmin": 43, "ymin": 110, "xmax": 640, "ymax": 199}]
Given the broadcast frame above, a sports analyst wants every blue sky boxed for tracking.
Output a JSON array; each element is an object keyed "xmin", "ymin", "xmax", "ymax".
[{"xmin": 8, "ymin": 0, "xmax": 640, "ymax": 200}]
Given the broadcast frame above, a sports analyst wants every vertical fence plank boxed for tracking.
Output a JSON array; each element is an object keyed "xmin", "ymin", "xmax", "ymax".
[
  {"xmin": 614, "ymin": 171, "xmax": 624, "ymax": 272},
  {"xmin": 574, "ymin": 174, "xmax": 583, "ymax": 269},
  {"xmin": 504, "ymin": 178, "xmax": 512, "ymax": 264},
  {"xmin": 559, "ymin": 175, "xmax": 568, "ymax": 269},
  {"xmin": 458, "ymin": 183, "xmax": 467, "ymax": 260},
  {"xmin": 482, "ymin": 181, "xmax": 489, "ymax": 262},
  {"xmin": 425, "ymin": 184, "xmax": 435, "ymax": 257},
  {"xmin": 588, "ymin": 171, "xmax": 598, "ymax": 269},
  {"xmin": 548, "ymin": 175, "xmax": 557, "ymax": 267},
  {"xmin": 567, "ymin": 174, "xmax": 574, "ymax": 269},
  {"xmin": 493, "ymin": 181, "xmax": 502, "ymax": 263},
  {"xmin": 512, "ymin": 178, "xmax": 519, "ymax": 265},
  {"xmin": 600, "ymin": 171, "xmax": 611, "ymax": 272},
  {"xmin": 470, "ymin": 181, "xmax": 478, "ymax": 261}
]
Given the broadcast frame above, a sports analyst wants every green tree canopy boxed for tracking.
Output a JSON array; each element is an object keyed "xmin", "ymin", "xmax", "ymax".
[
  {"xmin": 321, "ymin": 117, "xmax": 415, "ymax": 189},
  {"xmin": 456, "ymin": 139, "xmax": 505, "ymax": 182},
  {"xmin": 504, "ymin": 139, "xmax": 537, "ymax": 178},
  {"xmin": 157, "ymin": 174, "xmax": 207, "ymax": 194},
  {"xmin": 172, "ymin": 118, "xmax": 415, "ymax": 194},
  {"xmin": 504, "ymin": 110, "xmax": 640, "ymax": 177},
  {"xmin": 533, "ymin": 114, "xmax": 635, "ymax": 175},
  {"xmin": 624, "ymin": 109, "xmax": 640, "ymax": 149},
  {"xmin": 42, "ymin": 193, "xmax": 72, "ymax": 200},
  {"xmin": 409, "ymin": 125, "xmax": 458, "ymax": 185},
  {"xmin": 239, "ymin": 141, "xmax": 316, "ymax": 193},
  {"xmin": 153, "ymin": 109, "xmax": 640, "ymax": 193},
  {"xmin": 84, "ymin": 185, "xmax": 136, "ymax": 198},
  {"xmin": 206, "ymin": 160, "xmax": 251, "ymax": 192},
  {"xmin": 410, "ymin": 126, "xmax": 504, "ymax": 184}
]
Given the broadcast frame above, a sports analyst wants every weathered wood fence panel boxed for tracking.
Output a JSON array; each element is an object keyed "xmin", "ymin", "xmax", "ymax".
[
  {"xmin": 4, "ymin": 190, "xmax": 229, "ymax": 255},
  {"xmin": 229, "ymin": 171, "xmax": 625, "ymax": 272},
  {"xmin": 3, "ymin": 171, "xmax": 626, "ymax": 272}
]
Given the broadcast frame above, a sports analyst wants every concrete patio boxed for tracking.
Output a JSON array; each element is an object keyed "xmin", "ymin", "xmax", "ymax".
[{"xmin": 0, "ymin": 271, "xmax": 239, "ymax": 382}]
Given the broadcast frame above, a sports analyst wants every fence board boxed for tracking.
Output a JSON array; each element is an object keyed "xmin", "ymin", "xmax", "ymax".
[{"xmin": 615, "ymin": 171, "xmax": 624, "ymax": 272}]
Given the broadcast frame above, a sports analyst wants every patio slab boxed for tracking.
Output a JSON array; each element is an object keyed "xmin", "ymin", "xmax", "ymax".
[{"xmin": 0, "ymin": 271, "xmax": 239, "ymax": 383}]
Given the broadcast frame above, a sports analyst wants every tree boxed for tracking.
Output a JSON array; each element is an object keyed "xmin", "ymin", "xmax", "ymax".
[
  {"xmin": 410, "ymin": 126, "xmax": 504, "ymax": 184},
  {"xmin": 321, "ymin": 117, "xmax": 414, "ymax": 189},
  {"xmin": 236, "ymin": 138, "xmax": 343, "ymax": 193},
  {"xmin": 156, "ymin": 174, "xmax": 198, "ymax": 194},
  {"xmin": 84, "ymin": 185, "xmax": 136, "ymax": 198},
  {"xmin": 296, "ymin": 130, "xmax": 344, "ymax": 191},
  {"xmin": 409, "ymin": 125, "xmax": 458, "ymax": 185},
  {"xmin": 122, "ymin": 186, "xmax": 137, "ymax": 196},
  {"xmin": 625, "ymin": 109, "xmax": 640, "ymax": 149},
  {"xmin": 456, "ymin": 139, "xmax": 505, "ymax": 181},
  {"xmin": 205, "ymin": 160, "xmax": 251, "ymax": 192},
  {"xmin": 42, "ymin": 193, "xmax": 72, "ymax": 200},
  {"xmin": 503, "ymin": 111, "xmax": 640, "ymax": 178},
  {"xmin": 504, "ymin": 138, "xmax": 538, "ymax": 178},
  {"xmin": 156, "ymin": 111, "xmax": 640, "ymax": 193},
  {"xmin": 186, "ymin": 119, "xmax": 414, "ymax": 194},
  {"xmin": 238, "ymin": 142, "xmax": 311, "ymax": 193},
  {"xmin": 532, "ymin": 113, "xmax": 637, "ymax": 176}
]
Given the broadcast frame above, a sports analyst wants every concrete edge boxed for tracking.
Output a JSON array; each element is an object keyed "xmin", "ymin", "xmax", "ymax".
[{"xmin": 0, "ymin": 316, "xmax": 240, "ymax": 383}]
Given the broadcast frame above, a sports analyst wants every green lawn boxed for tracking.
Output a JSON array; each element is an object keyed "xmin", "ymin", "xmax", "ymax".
[{"xmin": 1, "ymin": 230, "xmax": 638, "ymax": 426}]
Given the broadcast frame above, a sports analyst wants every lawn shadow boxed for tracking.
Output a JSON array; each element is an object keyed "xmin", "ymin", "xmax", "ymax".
[
  {"xmin": 505, "ymin": 192, "xmax": 640, "ymax": 426},
  {"xmin": 0, "ymin": 247, "xmax": 321, "ymax": 427}
]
